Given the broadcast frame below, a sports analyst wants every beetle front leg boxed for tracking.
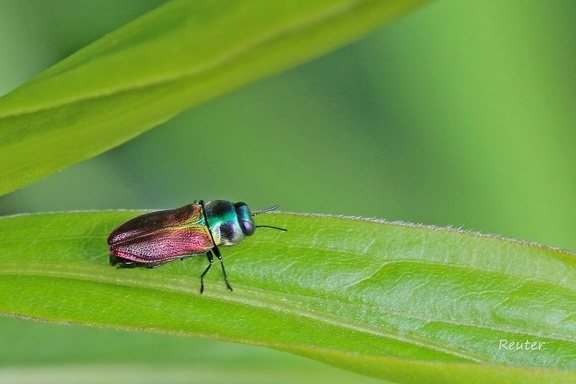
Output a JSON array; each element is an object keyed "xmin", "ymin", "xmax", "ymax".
[{"xmin": 213, "ymin": 245, "xmax": 233, "ymax": 292}]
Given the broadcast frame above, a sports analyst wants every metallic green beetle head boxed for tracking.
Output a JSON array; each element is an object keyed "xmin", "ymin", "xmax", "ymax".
[
  {"xmin": 203, "ymin": 200, "xmax": 253, "ymax": 246},
  {"xmin": 204, "ymin": 200, "xmax": 285, "ymax": 247}
]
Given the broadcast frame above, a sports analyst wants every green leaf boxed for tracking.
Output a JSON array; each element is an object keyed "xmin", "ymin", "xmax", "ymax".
[
  {"xmin": 0, "ymin": 0, "xmax": 429, "ymax": 196},
  {"xmin": 1, "ymin": 211, "xmax": 574, "ymax": 383},
  {"xmin": 0, "ymin": 317, "xmax": 384, "ymax": 384}
]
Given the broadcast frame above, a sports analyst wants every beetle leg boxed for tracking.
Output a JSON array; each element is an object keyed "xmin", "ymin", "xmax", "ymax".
[
  {"xmin": 110, "ymin": 254, "xmax": 168, "ymax": 269},
  {"xmin": 213, "ymin": 246, "xmax": 233, "ymax": 292},
  {"xmin": 110, "ymin": 254, "xmax": 141, "ymax": 269},
  {"xmin": 144, "ymin": 262, "xmax": 168, "ymax": 269},
  {"xmin": 200, "ymin": 250, "xmax": 214, "ymax": 294}
]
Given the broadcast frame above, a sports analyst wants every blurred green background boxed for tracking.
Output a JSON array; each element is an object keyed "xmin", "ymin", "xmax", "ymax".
[{"xmin": 1, "ymin": 0, "xmax": 575, "ymax": 381}]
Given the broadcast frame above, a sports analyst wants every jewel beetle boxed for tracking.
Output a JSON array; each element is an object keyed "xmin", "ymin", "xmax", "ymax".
[{"xmin": 107, "ymin": 200, "xmax": 286, "ymax": 293}]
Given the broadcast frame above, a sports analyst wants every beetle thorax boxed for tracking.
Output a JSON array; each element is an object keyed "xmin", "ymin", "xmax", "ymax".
[{"xmin": 204, "ymin": 200, "xmax": 248, "ymax": 246}]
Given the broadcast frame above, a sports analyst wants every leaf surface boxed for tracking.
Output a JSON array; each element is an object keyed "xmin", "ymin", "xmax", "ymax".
[{"xmin": 1, "ymin": 211, "xmax": 574, "ymax": 383}]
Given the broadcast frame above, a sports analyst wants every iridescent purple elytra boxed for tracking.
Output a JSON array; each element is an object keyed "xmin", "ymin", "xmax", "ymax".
[{"xmin": 108, "ymin": 200, "xmax": 285, "ymax": 293}]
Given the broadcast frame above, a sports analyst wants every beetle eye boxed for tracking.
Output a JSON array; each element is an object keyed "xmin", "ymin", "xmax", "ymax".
[
  {"xmin": 241, "ymin": 220, "xmax": 255, "ymax": 236},
  {"xmin": 234, "ymin": 202, "xmax": 255, "ymax": 236}
]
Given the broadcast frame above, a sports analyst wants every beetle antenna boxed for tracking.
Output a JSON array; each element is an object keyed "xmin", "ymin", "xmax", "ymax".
[
  {"xmin": 252, "ymin": 205, "xmax": 280, "ymax": 216},
  {"xmin": 252, "ymin": 205, "xmax": 286, "ymax": 231},
  {"xmin": 255, "ymin": 225, "xmax": 287, "ymax": 232}
]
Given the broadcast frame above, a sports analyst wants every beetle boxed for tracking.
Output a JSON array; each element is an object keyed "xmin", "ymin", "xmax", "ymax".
[{"xmin": 107, "ymin": 200, "xmax": 285, "ymax": 293}]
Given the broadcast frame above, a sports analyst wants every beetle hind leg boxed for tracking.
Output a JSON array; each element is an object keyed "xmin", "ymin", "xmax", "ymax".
[
  {"xmin": 110, "ymin": 254, "xmax": 166, "ymax": 269},
  {"xmin": 110, "ymin": 254, "xmax": 140, "ymax": 268},
  {"xmin": 199, "ymin": 251, "xmax": 214, "ymax": 294}
]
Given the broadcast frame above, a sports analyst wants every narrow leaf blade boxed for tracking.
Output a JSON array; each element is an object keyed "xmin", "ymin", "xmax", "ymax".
[{"xmin": 0, "ymin": 0, "xmax": 429, "ymax": 196}]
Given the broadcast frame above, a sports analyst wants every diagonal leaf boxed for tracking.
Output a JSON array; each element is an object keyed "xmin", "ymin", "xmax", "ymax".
[
  {"xmin": 0, "ymin": 211, "xmax": 574, "ymax": 383},
  {"xmin": 0, "ymin": 0, "xmax": 429, "ymax": 196}
]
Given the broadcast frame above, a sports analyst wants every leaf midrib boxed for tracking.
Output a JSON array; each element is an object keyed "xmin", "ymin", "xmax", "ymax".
[{"xmin": 0, "ymin": 261, "xmax": 492, "ymax": 363}]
